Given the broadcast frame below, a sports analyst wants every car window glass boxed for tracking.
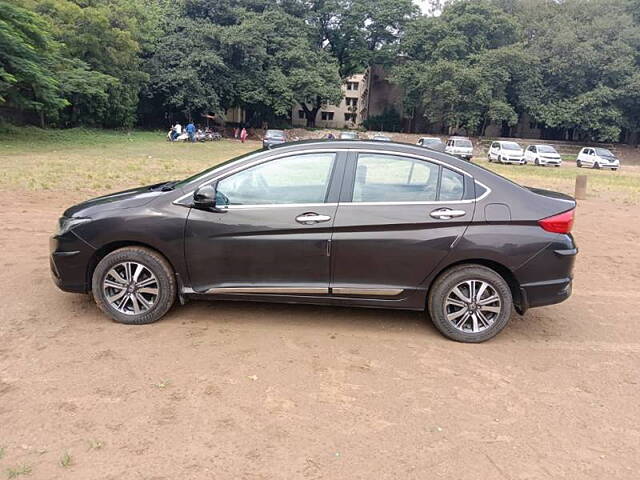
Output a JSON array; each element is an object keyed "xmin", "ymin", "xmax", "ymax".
[
  {"xmin": 353, "ymin": 154, "xmax": 439, "ymax": 202},
  {"xmin": 216, "ymin": 153, "xmax": 335, "ymax": 205},
  {"xmin": 440, "ymin": 168, "xmax": 464, "ymax": 201}
]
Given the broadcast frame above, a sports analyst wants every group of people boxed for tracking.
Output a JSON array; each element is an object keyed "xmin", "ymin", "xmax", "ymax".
[{"xmin": 168, "ymin": 122, "xmax": 196, "ymax": 142}]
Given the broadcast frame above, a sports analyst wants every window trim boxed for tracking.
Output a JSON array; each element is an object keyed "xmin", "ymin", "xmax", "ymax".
[{"xmin": 173, "ymin": 148, "xmax": 490, "ymax": 208}]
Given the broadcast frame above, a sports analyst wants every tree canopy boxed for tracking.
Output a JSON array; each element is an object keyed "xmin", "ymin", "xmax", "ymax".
[{"xmin": 2, "ymin": 0, "xmax": 640, "ymax": 142}]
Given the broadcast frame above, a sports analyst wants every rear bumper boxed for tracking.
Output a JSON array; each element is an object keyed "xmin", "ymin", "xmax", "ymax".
[
  {"xmin": 50, "ymin": 233, "xmax": 94, "ymax": 293},
  {"xmin": 518, "ymin": 277, "xmax": 572, "ymax": 313}
]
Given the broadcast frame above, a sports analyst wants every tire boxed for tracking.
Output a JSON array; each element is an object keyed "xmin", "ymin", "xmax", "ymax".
[
  {"xmin": 594, "ymin": 162, "xmax": 600, "ymax": 169},
  {"xmin": 488, "ymin": 155, "xmax": 492, "ymax": 163},
  {"xmin": 91, "ymin": 246, "xmax": 176, "ymax": 325},
  {"xmin": 427, "ymin": 264, "xmax": 513, "ymax": 343},
  {"xmin": 498, "ymin": 155, "xmax": 503, "ymax": 164},
  {"xmin": 577, "ymin": 160, "xmax": 582, "ymax": 168},
  {"xmin": 535, "ymin": 158, "xmax": 540, "ymax": 166}
]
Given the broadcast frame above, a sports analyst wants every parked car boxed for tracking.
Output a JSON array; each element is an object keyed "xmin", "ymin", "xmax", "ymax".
[
  {"xmin": 488, "ymin": 141, "xmax": 526, "ymax": 164},
  {"xmin": 339, "ymin": 131, "xmax": 359, "ymax": 140},
  {"xmin": 372, "ymin": 134, "xmax": 392, "ymax": 142},
  {"xmin": 262, "ymin": 129, "xmax": 287, "ymax": 149},
  {"xmin": 525, "ymin": 144, "xmax": 562, "ymax": 167},
  {"xmin": 51, "ymin": 141, "xmax": 577, "ymax": 343},
  {"xmin": 576, "ymin": 147, "xmax": 620, "ymax": 170},
  {"xmin": 416, "ymin": 137, "xmax": 446, "ymax": 152},
  {"xmin": 445, "ymin": 137, "xmax": 473, "ymax": 161}
]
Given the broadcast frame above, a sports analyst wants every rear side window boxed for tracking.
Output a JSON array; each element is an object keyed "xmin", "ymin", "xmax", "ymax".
[
  {"xmin": 353, "ymin": 154, "xmax": 439, "ymax": 202},
  {"xmin": 351, "ymin": 154, "xmax": 466, "ymax": 203}
]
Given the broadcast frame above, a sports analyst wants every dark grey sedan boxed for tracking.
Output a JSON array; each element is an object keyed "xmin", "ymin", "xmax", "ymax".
[
  {"xmin": 51, "ymin": 140, "xmax": 577, "ymax": 342},
  {"xmin": 262, "ymin": 129, "xmax": 286, "ymax": 148}
]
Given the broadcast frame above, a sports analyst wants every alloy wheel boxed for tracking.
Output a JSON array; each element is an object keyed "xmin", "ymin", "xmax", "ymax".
[
  {"xmin": 444, "ymin": 280, "xmax": 502, "ymax": 333},
  {"xmin": 103, "ymin": 261, "xmax": 159, "ymax": 315}
]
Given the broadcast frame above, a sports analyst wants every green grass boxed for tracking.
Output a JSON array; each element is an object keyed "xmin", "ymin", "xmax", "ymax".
[
  {"xmin": 0, "ymin": 127, "xmax": 258, "ymax": 192},
  {"xmin": 6, "ymin": 465, "xmax": 31, "ymax": 478},
  {"xmin": 0, "ymin": 127, "xmax": 638, "ymax": 202}
]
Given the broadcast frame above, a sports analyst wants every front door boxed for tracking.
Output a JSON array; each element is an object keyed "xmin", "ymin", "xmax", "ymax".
[
  {"xmin": 185, "ymin": 151, "xmax": 344, "ymax": 293},
  {"xmin": 330, "ymin": 151, "xmax": 474, "ymax": 298}
]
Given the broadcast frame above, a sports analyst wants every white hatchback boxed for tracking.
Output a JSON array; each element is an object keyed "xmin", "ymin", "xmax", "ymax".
[
  {"xmin": 488, "ymin": 141, "xmax": 525, "ymax": 164},
  {"xmin": 525, "ymin": 144, "xmax": 562, "ymax": 167},
  {"xmin": 576, "ymin": 147, "xmax": 620, "ymax": 170}
]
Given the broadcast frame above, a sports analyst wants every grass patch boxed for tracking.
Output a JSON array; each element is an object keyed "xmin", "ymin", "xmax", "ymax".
[
  {"xmin": 0, "ymin": 128, "xmax": 258, "ymax": 192},
  {"xmin": 1, "ymin": 127, "xmax": 638, "ymax": 202},
  {"xmin": 6, "ymin": 465, "xmax": 31, "ymax": 478},
  {"xmin": 59, "ymin": 452, "xmax": 72, "ymax": 468}
]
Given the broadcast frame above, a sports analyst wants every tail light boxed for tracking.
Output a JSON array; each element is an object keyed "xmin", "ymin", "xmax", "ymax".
[{"xmin": 538, "ymin": 209, "xmax": 575, "ymax": 234}]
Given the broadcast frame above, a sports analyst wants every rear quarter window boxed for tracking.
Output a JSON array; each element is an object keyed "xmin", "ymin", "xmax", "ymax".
[{"xmin": 439, "ymin": 168, "xmax": 464, "ymax": 201}]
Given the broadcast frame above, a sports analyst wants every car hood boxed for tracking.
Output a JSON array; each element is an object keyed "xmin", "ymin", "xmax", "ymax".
[{"xmin": 63, "ymin": 183, "xmax": 168, "ymax": 218}]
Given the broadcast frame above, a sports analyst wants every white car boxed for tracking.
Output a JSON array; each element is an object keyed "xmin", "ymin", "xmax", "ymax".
[
  {"xmin": 445, "ymin": 137, "xmax": 473, "ymax": 161},
  {"xmin": 576, "ymin": 147, "xmax": 620, "ymax": 170},
  {"xmin": 488, "ymin": 141, "xmax": 525, "ymax": 164},
  {"xmin": 525, "ymin": 144, "xmax": 562, "ymax": 167}
]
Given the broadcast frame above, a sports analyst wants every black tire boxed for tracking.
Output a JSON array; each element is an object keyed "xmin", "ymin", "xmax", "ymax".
[
  {"xmin": 427, "ymin": 264, "xmax": 513, "ymax": 343},
  {"xmin": 535, "ymin": 158, "xmax": 539, "ymax": 166},
  {"xmin": 91, "ymin": 246, "xmax": 176, "ymax": 325},
  {"xmin": 498, "ymin": 155, "xmax": 503, "ymax": 164},
  {"xmin": 488, "ymin": 155, "xmax": 492, "ymax": 163},
  {"xmin": 594, "ymin": 162, "xmax": 600, "ymax": 169},
  {"xmin": 577, "ymin": 160, "xmax": 582, "ymax": 168}
]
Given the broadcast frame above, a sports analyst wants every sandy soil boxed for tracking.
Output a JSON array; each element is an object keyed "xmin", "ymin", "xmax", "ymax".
[{"xmin": 0, "ymin": 190, "xmax": 639, "ymax": 480}]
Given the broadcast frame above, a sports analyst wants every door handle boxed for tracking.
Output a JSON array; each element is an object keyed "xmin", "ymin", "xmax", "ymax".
[
  {"xmin": 295, "ymin": 213, "xmax": 332, "ymax": 224},
  {"xmin": 430, "ymin": 208, "xmax": 467, "ymax": 220}
]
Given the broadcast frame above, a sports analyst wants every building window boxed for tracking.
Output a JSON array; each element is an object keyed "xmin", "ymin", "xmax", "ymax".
[
  {"xmin": 346, "ymin": 82, "xmax": 359, "ymax": 91},
  {"xmin": 298, "ymin": 110, "xmax": 305, "ymax": 119},
  {"xmin": 321, "ymin": 111, "xmax": 334, "ymax": 121},
  {"xmin": 345, "ymin": 113, "xmax": 357, "ymax": 122},
  {"xmin": 346, "ymin": 97, "xmax": 358, "ymax": 108}
]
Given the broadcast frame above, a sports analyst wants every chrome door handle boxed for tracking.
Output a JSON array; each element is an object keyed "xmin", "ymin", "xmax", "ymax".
[
  {"xmin": 430, "ymin": 208, "xmax": 467, "ymax": 220},
  {"xmin": 295, "ymin": 213, "xmax": 332, "ymax": 224}
]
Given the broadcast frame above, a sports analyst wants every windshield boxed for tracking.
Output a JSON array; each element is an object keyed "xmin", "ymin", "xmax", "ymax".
[
  {"xmin": 595, "ymin": 148, "xmax": 615, "ymax": 157},
  {"xmin": 454, "ymin": 139, "xmax": 472, "ymax": 148},
  {"xmin": 266, "ymin": 130, "xmax": 284, "ymax": 139},
  {"xmin": 538, "ymin": 145, "xmax": 557, "ymax": 154},
  {"xmin": 502, "ymin": 142, "xmax": 521, "ymax": 150},
  {"xmin": 423, "ymin": 138, "xmax": 441, "ymax": 145}
]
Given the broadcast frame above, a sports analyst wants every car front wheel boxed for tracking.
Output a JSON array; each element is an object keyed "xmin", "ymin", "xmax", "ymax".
[
  {"xmin": 428, "ymin": 265, "xmax": 513, "ymax": 343},
  {"xmin": 92, "ymin": 246, "xmax": 176, "ymax": 325}
]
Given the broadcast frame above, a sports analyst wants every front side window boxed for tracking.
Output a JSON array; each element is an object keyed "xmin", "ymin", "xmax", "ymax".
[
  {"xmin": 216, "ymin": 153, "xmax": 336, "ymax": 206},
  {"xmin": 352, "ymin": 154, "xmax": 440, "ymax": 203}
]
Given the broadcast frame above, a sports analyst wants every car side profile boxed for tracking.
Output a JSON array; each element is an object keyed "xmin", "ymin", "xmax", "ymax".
[
  {"xmin": 262, "ymin": 129, "xmax": 286, "ymax": 149},
  {"xmin": 51, "ymin": 140, "xmax": 577, "ymax": 342},
  {"xmin": 524, "ymin": 144, "xmax": 562, "ymax": 167},
  {"xmin": 416, "ymin": 137, "xmax": 446, "ymax": 152},
  {"xmin": 488, "ymin": 141, "xmax": 526, "ymax": 164},
  {"xmin": 445, "ymin": 137, "xmax": 473, "ymax": 161},
  {"xmin": 576, "ymin": 147, "xmax": 620, "ymax": 170}
]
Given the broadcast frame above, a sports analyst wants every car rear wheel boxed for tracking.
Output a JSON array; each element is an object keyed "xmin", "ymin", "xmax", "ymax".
[
  {"xmin": 428, "ymin": 265, "xmax": 513, "ymax": 343},
  {"xmin": 92, "ymin": 246, "xmax": 176, "ymax": 325}
]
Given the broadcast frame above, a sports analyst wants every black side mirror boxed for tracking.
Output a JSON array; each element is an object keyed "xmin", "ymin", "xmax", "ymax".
[{"xmin": 193, "ymin": 184, "xmax": 217, "ymax": 210}]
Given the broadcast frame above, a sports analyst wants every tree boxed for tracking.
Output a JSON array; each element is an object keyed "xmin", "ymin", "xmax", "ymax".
[{"xmin": 0, "ymin": 1, "xmax": 67, "ymax": 124}]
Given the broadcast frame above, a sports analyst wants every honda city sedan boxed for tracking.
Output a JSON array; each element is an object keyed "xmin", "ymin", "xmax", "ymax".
[{"xmin": 51, "ymin": 140, "xmax": 577, "ymax": 342}]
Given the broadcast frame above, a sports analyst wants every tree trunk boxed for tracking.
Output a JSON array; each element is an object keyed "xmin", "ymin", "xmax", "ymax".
[{"xmin": 300, "ymin": 97, "xmax": 321, "ymax": 128}]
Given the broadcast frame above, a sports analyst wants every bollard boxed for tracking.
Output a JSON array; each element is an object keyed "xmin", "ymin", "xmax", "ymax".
[{"xmin": 575, "ymin": 175, "xmax": 587, "ymax": 200}]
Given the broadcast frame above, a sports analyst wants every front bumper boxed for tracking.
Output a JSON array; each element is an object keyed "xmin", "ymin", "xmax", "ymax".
[
  {"xmin": 502, "ymin": 157, "xmax": 525, "ymax": 164},
  {"xmin": 50, "ymin": 232, "xmax": 95, "ymax": 293},
  {"xmin": 539, "ymin": 158, "xmax": 562, "ymax": 165}
]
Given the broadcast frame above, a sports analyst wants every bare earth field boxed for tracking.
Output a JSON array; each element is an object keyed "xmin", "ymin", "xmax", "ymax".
[{"xmin": 0, "ymin": 132, "xmax": 639, "ymax": 479}]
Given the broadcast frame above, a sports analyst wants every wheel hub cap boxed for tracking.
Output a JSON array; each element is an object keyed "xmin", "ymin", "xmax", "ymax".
[
  {"xmin": 103, "ymin": 261, "xmax": 159, "ymax": 316},
  {"xmin": 445, "ymin": 279, "xmax": 502, "ymax": 333}
]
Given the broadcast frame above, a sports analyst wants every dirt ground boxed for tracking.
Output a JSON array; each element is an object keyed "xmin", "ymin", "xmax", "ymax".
[{"xmin": 0, "ymin": 189, "xmax": 639, "ymax": 480}]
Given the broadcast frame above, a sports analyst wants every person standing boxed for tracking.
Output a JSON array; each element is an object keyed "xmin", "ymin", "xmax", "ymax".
[
  {"xmin": 240, "ymin": 127, "xmax": 248, "ymax": 143},
  {"xmin": 173, "ymin": 122, "xmax": 182, "ymax": 141},
  {"xmin": 186, "ymin": 121, "xmax": 196, "ymax": 142}
]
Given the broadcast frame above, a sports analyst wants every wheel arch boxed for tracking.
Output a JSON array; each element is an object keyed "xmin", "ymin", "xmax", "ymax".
[
  {"xmin": 86, "ymin": 241, "xmax": 178, "ymax": 292},
  {"xmin": 427, "ymin": 258, "xmax": 522, "ymax": 313}
]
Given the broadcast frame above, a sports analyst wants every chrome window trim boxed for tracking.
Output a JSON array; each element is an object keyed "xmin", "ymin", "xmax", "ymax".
[
  {"xmin": 221, "ymin": 203, "xmax": 338, "ymax": 210},
  {"xmin": 173, "ymin": 147, "xmax": 491, "ymax": 206}
]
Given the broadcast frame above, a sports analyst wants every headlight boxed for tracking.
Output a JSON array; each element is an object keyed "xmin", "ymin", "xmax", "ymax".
[{"xmin": 56, "ymin": 217, "xmax": 92, "ymax": 236}]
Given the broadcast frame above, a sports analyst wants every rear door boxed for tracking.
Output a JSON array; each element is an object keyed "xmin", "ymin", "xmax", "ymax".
[
  {"xmin": 185, "ymin": 150, "xmax": 345, "ymax": 293},
  {"xmin": 329, "ymin": 151, "xmax": 474, "ymax": 297}
]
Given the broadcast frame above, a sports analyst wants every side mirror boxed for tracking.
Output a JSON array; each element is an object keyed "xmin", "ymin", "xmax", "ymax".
[{"xmin": 193, "ymin": 184, "xmax": 217, "ymax": 210}]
